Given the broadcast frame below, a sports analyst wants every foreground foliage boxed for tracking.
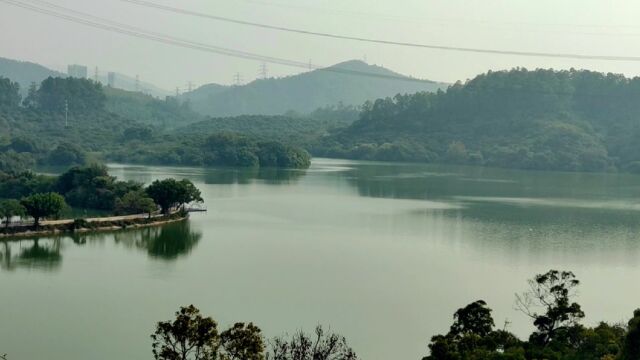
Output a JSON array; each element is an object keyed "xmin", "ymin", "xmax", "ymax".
[
  {"xmin": 152, "ymin": 306, "xmax": 357, "ymax": 360},
  {"xmin": 423, "ymin": 270, "xmax": 640, "ymax": 360}
]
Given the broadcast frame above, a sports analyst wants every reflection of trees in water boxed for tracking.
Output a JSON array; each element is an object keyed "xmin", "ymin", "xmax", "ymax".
[
  {"xmin": 0, "ymin": 238, "xmax": 62, "ymax": 271},
  {"xmin": 114, "ymin": 221, "xmax": 202, "ymax": 260},
  {"xmin": 204, "ymin": 167, "xmax": 306, "ymax": 185},
  {"xmin": 344, "ymin": 163, "xmax": 527, "ymax": 201},
  {"xmin": 0, "ymin": 221, "xmax": 202, "ymax": 271},
  {"xmin": 343, "ymin": 163, "xmax": 640, "ymax": 258}
]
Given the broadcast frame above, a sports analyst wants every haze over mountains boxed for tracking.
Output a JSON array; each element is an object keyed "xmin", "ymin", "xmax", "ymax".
[
  {"xmin": 0, "ymin": 56, "xmax": 446, "ymax": 118},
  {"xmin": 0, "ymin": 57, "xmax": 169, "ymax": 97},
  {"xmin": 182, "ymin": 60, "xmax": 447, "ymax": 117},
  {"xmin": 0, "ymin": 57, "xmax": 65, "ymax": 95}
]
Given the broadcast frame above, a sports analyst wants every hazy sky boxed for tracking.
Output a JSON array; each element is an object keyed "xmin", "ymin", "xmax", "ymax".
[{"xmin": 2, "ymin": 0, "xmax": 640, "ymax": 90}]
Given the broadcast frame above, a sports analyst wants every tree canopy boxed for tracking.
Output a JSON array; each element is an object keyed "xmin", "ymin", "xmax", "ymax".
[
  {"xmin": 151, "ymin": 305, "xmax": 265, "ymax": 360},
  {"xmin": 423, "ymin": 269, "xmax": 639, "ymax": 360},
  {"xmin": 20, "ymin": 192, "xmax": 66, "ymax": 227},
  {"xmin": 146, "ymin": 178, "xmax": 202, "ymax": 214},
  {"xmin": 316, "ymin": 68, "xmax": 640, "ymax": 172}
]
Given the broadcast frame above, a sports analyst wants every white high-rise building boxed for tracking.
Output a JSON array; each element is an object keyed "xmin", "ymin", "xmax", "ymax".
[{"xmin": 67, "ymin": 64, "xmax": 88, "ymax": 78}]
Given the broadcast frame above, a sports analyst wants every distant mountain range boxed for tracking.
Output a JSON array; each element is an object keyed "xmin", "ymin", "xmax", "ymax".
[
  {"xmin": 0, "ymin": 56, "xmax": 170, "ymax": 97},
  {"xmin": 182, "ymin": 60, "xmax": 447, "ymax": 117},
  {"xmin": 0, "ymin": 57, "xmax": 64, "ymax": 95},
  {"xmin": 0, "ymin": 56, "xmax": 447, "ymax": 119}
]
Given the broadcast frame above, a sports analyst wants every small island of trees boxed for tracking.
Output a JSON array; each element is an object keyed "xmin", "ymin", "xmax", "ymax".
[{"xmin": 0, "ymin": 163, "xmax": 202, "ymax": 235}]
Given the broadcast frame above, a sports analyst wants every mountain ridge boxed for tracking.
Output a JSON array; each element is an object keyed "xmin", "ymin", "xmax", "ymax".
[{"xmin": 182, "ymin": 60, "xmax": 447, "ymax": 117}]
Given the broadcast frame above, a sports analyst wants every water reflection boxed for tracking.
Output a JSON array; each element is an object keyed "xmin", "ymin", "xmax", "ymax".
[
  {"xmin": 114, "ymin": 221, "xmax": 202, "ymax": 260},
  {"xmin": 333, "ymin": 160, "xmax": 640, "ymax": 260},
  {"xmin": 0, "ymin": 221, "xmax": 202, "ymax": 272},
  {"xmin": 343, "ymin": 161, "xmax": 640, "ymax": 201},
  {"xmin": 204, "ymin": 167, "xmax": 306, "ymax": 185},
  {"xmin": 0, "ymin": 238, "xmax": 62, "ymax": 271}
]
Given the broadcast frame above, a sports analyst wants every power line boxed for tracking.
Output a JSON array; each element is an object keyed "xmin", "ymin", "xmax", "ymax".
[
  {"xmin": 239, "ymin": 0, "xmax": 640, "ymax": 31},
  {"xmin": 1, "ymin": 0, "xmax": 436, "ymax": 83},
  {"xmin": 118, "ymin": 0, "xmax": 640, "ymax": 62}
]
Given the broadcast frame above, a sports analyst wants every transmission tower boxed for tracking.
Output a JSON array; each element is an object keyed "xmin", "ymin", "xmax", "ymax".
[
  {"xmin": 233, "ymin": 72, "xmax": 243, "ymax": 86},
  {"xmin": 186, "ymin": 81, "xmax": 194, "ymax": 92},
  {"xmin": 258, "ymin": 62, "xmax": 268, "ymax": 79}
]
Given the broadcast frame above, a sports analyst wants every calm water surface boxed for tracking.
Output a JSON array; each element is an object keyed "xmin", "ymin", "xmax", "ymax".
[{"xmin": 2, "ymin": 158, "xmax": 640, "ymax": 359}]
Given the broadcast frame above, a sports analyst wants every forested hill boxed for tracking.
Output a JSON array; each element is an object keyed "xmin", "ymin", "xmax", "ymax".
[
  {"xmin": 317, "ymin": 68, "xmax": 640, "ymax": 172},
  {"xmin": 0, "ymin": 57, "xmax": 64, "ymax": 94},
  {"xmin": 182, "ymin": 60, "xmax": 446, "ymax": 117}
]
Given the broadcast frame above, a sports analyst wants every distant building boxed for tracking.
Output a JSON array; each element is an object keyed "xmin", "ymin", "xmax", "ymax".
[
  {"xmin": 67, "ymin": 64, "xmax": 88, "ymax": 78},
  {"xmin": 107, "ymin": 72, "xmax": 116, "ymax": 87}
]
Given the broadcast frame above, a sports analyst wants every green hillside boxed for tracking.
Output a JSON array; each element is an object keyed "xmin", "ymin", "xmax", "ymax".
[
  {"xmin": 105, "ymin": 87, "xmax": 203, "ymax": 129},
  {"xmin": 172, "ymin": 104, "xmax": 359, "ymax": 146},
  {"xmin": 317, "ymin": 68, "xmax": 640, "ymax": 172},
  {"xmin": 0, "ymin": 76, "xmax": 311, "ymax": 172}
]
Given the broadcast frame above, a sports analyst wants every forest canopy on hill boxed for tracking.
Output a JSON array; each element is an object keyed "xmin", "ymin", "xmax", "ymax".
[
  {"xmin": 6, "ymin": 68, "xmax": 640, "ymax": 173},
  {"xmin": 0, "ymin": 76, "xmax": 312, "ymax": 172},
  {"xmin": 316, "ymin": 68, "xmax": 640, "ymax": 172}
]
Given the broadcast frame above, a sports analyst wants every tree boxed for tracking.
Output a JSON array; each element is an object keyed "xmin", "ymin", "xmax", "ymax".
[
  {"xmin": 20, "ymin": 192, "xmax": 66, "ymax": 227},
  {"xmin": 115, "ymin": 190, "xmax": 156, "ymax": 217},
  {"xmin": 449, "ymin": 300, "xmax": 495, "ymax": 338},
  {"xmin": 23, "ymin": 81, "xmax": 38, "ymax": 108},
  {"xmin": 0, "ymin": 199, "xmax": 25, "ymax": 229},
  {"xmin": 515, "ymin": 270, "xmax": 585, "ymax": 346},
  {"xmin": 0, "ymin": 77, "xmax": 21, "ymax": 109},
  {"xmin": 423, "ymin": 300, "xmax": 523, "ymax": 360},
  {"xmin": 33, "ymin": 77, "xmax": 105, "ymax": 113},
  {"xmin": 151, "ymin": 305, "xmax": 265, "ymax": 360},
  {"xmin": 146, "ymin": 178, "xmax": 202, "ymax": 214},
  {"xmin": 0, "ymin": 151, "xmax": 35, "ymax": 174},
  {"xmin": 266, "ymin": 326, "xmax": 357, "ymax": 360},
  {"xmin": 151, "ymin": 305, "xmax": 219, "ymax": 360},
  {"xmin": 47, "ymin": 142, "xmax": 87, "ymax": 166},
  {"xmin": 55, "ymin": 164, "xmax": 141, "ymax": 211},
  {"xmin": 621, "ymin": 309, "xmax": 640, "ymax": 360},
  {"xmin": 220, "ymin": 322, "xmax": 265, "ymax": 360}
]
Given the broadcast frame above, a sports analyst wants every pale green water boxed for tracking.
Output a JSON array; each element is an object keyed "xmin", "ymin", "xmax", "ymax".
[{"xmin": 2, "ymin": 158, "xmax": 640, "ymax": 360}]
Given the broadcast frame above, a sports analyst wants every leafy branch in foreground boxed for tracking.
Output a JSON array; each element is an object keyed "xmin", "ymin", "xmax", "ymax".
[{"xmin": 151, "ymin": 306, "xmax": 357, "ymax": 360}]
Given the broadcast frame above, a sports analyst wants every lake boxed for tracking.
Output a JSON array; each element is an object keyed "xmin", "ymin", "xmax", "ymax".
[{"xmin": 2, "ymin": 158, "xmax": 640, "ymax": 360}]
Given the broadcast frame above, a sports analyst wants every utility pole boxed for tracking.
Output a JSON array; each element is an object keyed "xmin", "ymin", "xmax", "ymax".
[
  {"xmin": 94, "ymin": 66, "xmax": 99, "ymax": 82},
  {"xmin": 135, "ymin": 74, "xmax": 140, "ymax": 92},
  {"xmin": 233, "ymin": 72, "xmax": 243, "ymax": 86},
  {"xmin": 64, "ymin": 100, "xmax": 69, "ymax": 128},
  {"xmin": 258, "ymin": 62, "xmax": 268, "ymax": 79}
]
